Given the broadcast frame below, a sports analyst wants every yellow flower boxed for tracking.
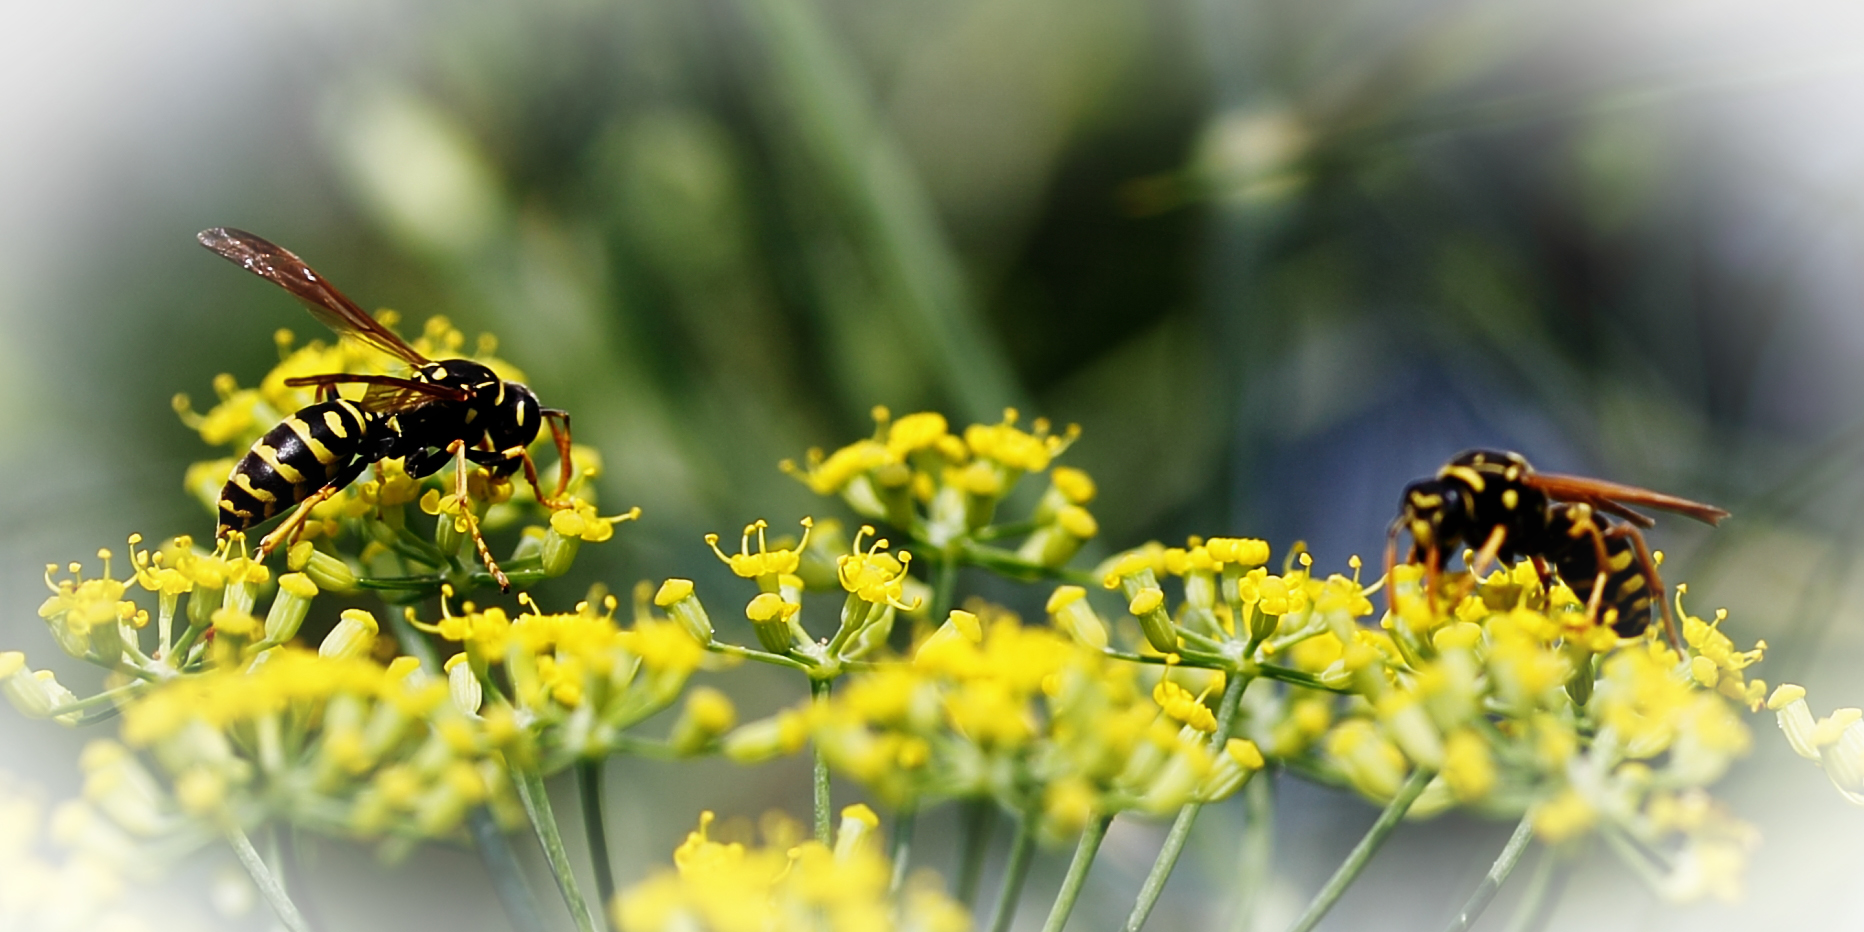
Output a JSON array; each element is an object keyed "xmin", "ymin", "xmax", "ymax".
[{"xmin": 707, "ymin": 518, "xmax": 813, "ymax": 584}]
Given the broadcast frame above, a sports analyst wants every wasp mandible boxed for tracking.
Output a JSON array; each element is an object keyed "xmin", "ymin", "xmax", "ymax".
[
  {"xmin": 198, "ymin": 227, "xmax": 574, "ymax": 590},
  {"xmin": 1388, "ymin": 450, "xmax": 1728, "ymax": 648}
]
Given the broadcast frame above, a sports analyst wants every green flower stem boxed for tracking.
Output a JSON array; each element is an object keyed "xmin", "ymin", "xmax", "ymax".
[
  {"xmin": 709, "ymin": 641, "xmax": 813, "ymax": 673},
  {"xmin": 511, "ymin": 765, "xmax": 601, "ymax": 932},
  {"xmin": 1501, "ymin": 844, "xmax": 1567, "ymax": 932},
  {"xmin": 467, "ymin": 807, "xmax": 549, "ymax": 932},
  {"xmin": 43, "ymin": 681, "xmax": 148, "ymax": 718},
  {"xmin": 227, "ymin": 823, "xmax": 313, "ymax": 932},
  {"xmin": 971, "ymin": 520, "xmax": 1039, "ymax": 542},
  {"xmin": 1599, "ymin": 825, "xmax": 1670, "ymax": 892},
  {"xmin": 576, "ymin": 760, "xmax": 618, "ymax": 929},
  {"xmin": 383, "ymin": 608, "xmax": 546, "ymax": 932},
  {"xmin": 958, "ymin": 542, "xmax": 1097, "ymax": 585},
  {"xmin": 930, "ymin": 551, "xmax": 960, "ymax": 623},
  {"xmin": 1122, "ymin": 669, "xmax": 1251, "ymax": 932},
  {"xmin": 1227, "ymin": 773, "xmax": 1275, "ymax": 932},
  {"xmin": 955, "ymin": 799, "xmax": 996, "ymax": 908},
  {"xmin": 1443, "ymin": 814, "xmax": 1536, "ymax": 932},
  {"xmin": 1284, "ymin": 766, "xmax": 1437, "ymax": 932},
  {"xmin": 986, "ymin": 808, "xmax": 1040, "ymax": 932},
  {"xmin": 168, "ymin": 623, "xmax": 207, "ymax": 664},
  {"xmin": 811, "ymin": 677, "xmax": 833, "ymax": 844},
  {"xmin": 888, "ymin": 804, "xmax": 918, "ymax": 896},
  {"xmin": 1041, "ymin": 813, "xmax": 1112, "ymax": 932}
]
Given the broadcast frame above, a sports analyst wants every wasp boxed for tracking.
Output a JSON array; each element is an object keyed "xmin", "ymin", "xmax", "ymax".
[
  {"xmin": 1388, "ymin": 450, "xmax": 1728, "ymax": 647},
  {"xmin": 197, "ymin": 227, "xmax": 573, "ymax": 590}
]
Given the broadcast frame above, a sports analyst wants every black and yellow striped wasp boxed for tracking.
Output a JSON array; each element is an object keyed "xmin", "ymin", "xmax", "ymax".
[
  {"xmin": 198, "ymin": 227, "xmax": 573, "ymax": 590},
  {"xmin": 1388, "ymin": 450, "xmax": 1728, "ymax": 648}
]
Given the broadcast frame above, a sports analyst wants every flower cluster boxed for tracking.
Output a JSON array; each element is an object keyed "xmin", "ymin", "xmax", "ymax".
[
  {"xmin": 0, "ymin": 400, "xmax": 1791, "ymax": 932},
  {"xmin": 410, "ymin": 588, "xmax": 713, "ymax": 768},
  {"xmin": 615, "ymin": 806, "xmax": 969, "ymax": 932},
  {"xmin": 738, "ymin": 607, "xmax": 1266, "ymax": 838},
  {"xmin": 1069, "ymin": 542, "xmax": 1765, "ymax": 902},
  {"xmin": 782, "ymin": 408, "xmax": 1095, "ymax": 566}
]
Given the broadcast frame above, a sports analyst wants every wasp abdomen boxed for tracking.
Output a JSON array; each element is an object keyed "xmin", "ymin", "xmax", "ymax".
[{"xmin": 217, "ymin": 399, "xmax": 372, "ymax": 537}]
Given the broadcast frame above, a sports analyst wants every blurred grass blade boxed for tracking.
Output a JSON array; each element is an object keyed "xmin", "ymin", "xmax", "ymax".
[{"xmin": 733, "ymin": 0, "xmax": 1027, "ymax": 422}]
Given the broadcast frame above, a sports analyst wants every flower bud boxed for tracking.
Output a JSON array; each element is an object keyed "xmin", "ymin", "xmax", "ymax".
[
  {"xmin": 1017, "ymin": 505, "xmax": 1099, "ymax": 569},
  {"xmin": 1129, "ymin": 585, "xmax": 1177, "ymax": 653},
  {"xmin": 1206, "ymin": 537, "xmax": 1270, "ymax": 568},
  {"xmin": 669, "ymin": 687, "xmax": 737, "ymax": 755},
  {"xmin": 319, "ymin": 608, "xmax": 379, "ymax": 661},
  {"xmin": 186, "ymin": 580, "xmax": 224, "ymax": 632},
  {"xmin": 446, "ymin": 654, "xmax": 483, "ymax": 715},
  {"xmin": 834, "ymin": 804, "xmax": 881, "ymax": 860},
  {"xmin": 263, "ymin": 573, "xmax": 318, "ymax": 644},
  {"xmin": 722, "ymin": 711, "xmax": 809, "ymax": 763},
  {"xmin": 541, "ymin": 527, "xmax": 579, "ymax": 577},
  {"xmin": 654, "ymin": 579, "xmax": 713, "ymax": 645},
  {"xmin": 917, "ymin": 609, "xmax": 984, "ymax": 663},
  {"xmin": 746, "ymin": 593, "xmax": 800, "ymax": 654},
  {"xmin": 1, "ymin": 655, "xmax": 79, "ymax": 724},
  {"xmin": 287, "ymin": 541, "xmax": 358, "ymax": 593},
  {"xmin": 1198, "ymin": 738, "xmax": 1266, "ymax": 801}
]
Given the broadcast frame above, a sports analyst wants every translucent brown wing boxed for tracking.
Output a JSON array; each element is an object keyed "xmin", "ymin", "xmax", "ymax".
[
  {"xmin": 284, "ymin": 374, "xmax": 470, "ymax": 414},
  {"xmin": 198, "ymin": 228, "xmax": 429, "ymax": 367},
  {"xmin": 1527, "ymin": 473, "xmax": 1729, "ymax": 527}
]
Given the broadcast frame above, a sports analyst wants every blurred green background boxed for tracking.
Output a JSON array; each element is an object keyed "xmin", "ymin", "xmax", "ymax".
[{"xmin": 4, "ymin": 0, "xmax": 1864, "ymax": 928}]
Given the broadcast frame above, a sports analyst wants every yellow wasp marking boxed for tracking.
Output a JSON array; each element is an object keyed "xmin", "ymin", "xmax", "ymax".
[
  {"xmin": 323, "ymin": 409, "xmax": 350, "ymax": 439},
  {"xmin": 1608, "ymin": 549, "xmax": 1635, "ymax": 572},
  {"xmin": 284, "ymin": 417, "xmax": 338, "ymax": 465},
  {"xmin": 1502, "ymin": 489, "xmax": 1518, "ymax": 510},
  {"xmin": 233, "ymin": 471, "xmax": 277, "ymax": 503},
  {"xmin": 253, "ymin": 443, "xmax": 304, "ymax": 484},
  {"xmin": 1442, "ymin": 465, "xmax": 1486, "ymax": 493}
]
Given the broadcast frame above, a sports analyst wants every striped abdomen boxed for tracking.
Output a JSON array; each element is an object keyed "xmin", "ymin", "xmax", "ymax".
[
  {"xmin": 217, "ymin": 399, "xmax": 372, "ymax": 536},
  {"xmin": 1542, "ymin": 504, "xmax": 1654, "ymax": 637}
]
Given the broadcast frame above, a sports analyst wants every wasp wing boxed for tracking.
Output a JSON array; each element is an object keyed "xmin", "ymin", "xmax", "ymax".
[
  {"xmin": 1528, "ymin": 473, "xmax": 1729, "ymax": 526},
  {"xmin": 198, "ymin": 228, "xmax": 429, "ymax": 367},
  {"xmin": 284, "ymin": 373, "xmax": 470, "ymax": 413}
]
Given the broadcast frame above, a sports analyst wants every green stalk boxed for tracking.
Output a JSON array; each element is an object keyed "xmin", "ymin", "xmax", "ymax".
[
  {"xmin": 1500, "ymin": 843, "xmax": 1558, "ymax": 932},
  {"xmin": 1443, "ymin": 814, "xmax": 1536, "ymax": 932},
  {"xmin": 1041, "ymin": 813, "xmax": 1112, "ymax": 932},
  {"xmin": 1284, "ymin": 767, "xmax": 1436, "ymax": 932},
  {"xmin": 385, "ymin": 609, "xmax": 545, "ymax": 932},
  {"xmin": 1123, "ymin": 670, "xmax": 1251, "ymax": 932},
  {"xmin": 467, "ymin": 807, "xmax": 548, "ymax": 932},
  {"xmin": 512, "ymin": 766, "xmax": 601, "ymax": 932},
  {"xmin": 811, "ymin": 677, "xmax": 834, "ymax": 843},
  {"xmin": 986, "ymin": 809, "xmax": 1040, "ymax": 932},
  {"xmin": 227, "ymin": 823, "xmax": 313, "ymax": 932},
  {"xmin": 888, "ymin": 804, "xmax": 918, "ymax": 896},
  {"xmin": 930, "ymin": 553, "xmax": 960, "ymax": 623},
  {"xmin": 709, "ymin": 641, "xmax": 814, "ymax": 673},
  {"xmin": 1226, "ymin": 773, "xmax": 1275, "ymax": 932},
  {"xmin": 577, "ymin": 760, "xmax": 618, "ymax": 928},
  {"xmin": 955, "ymin": 799, "xmax": 997, "ymax": 908},
  {"xmin": 732, "ymin": 0, "xmax": 1024, "ymax": 422}
]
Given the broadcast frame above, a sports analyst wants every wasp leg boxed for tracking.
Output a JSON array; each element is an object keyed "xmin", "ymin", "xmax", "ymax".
[
  {"xmin": 1426, "ymin": 544, "xmax": 1442, "ymax": 614},
  {"xmin": 1468, "ymin": 524, "xmax": 1509, "ymax": 579},
  {"xmin": 1383, "ymin": 521, "xmax": 1407, "ymax": 616},
  {"xmin": 541, "ymin": 409, "xmax": 573, "ymax": 505},
  {"xmin": 446, "ymin": 439, "xmax": 512, "ymax": 591},
  {"xmin": 1608, "ymin": 522, "xmax": 1681, "ymax": 654},
  {"xmin": 252, "ymin": 455, "xmax": 374, "ymax": 559}
]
